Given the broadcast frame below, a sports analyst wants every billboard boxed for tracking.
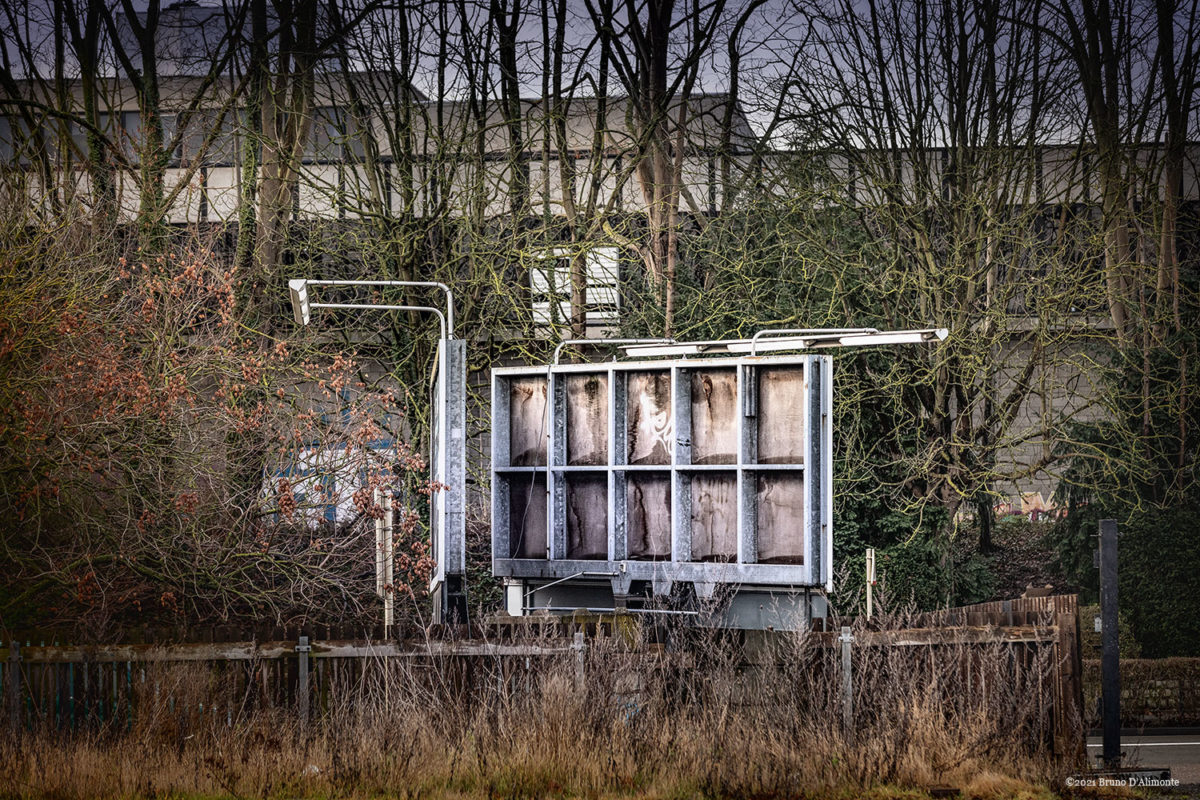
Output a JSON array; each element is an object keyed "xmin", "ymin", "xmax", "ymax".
[{"xmin": 491, "ymin": 353, "xmax": 833, "ymax": 598}]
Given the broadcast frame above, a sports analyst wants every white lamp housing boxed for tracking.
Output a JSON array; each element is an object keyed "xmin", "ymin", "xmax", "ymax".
[{"xmin": 289, "ymin": 279, "xmax": 310, "ymax": 326}]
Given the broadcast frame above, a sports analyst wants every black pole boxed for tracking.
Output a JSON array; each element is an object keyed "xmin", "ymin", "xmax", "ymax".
[{"xmin": 1100, "ymin": 518, "xmax": 1120, "ymax": 768}]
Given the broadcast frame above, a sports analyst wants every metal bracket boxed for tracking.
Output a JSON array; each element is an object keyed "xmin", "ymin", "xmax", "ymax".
[
  {"xmin": 553, "ymin": 338, "xmax": 675, "ymax": 365},
  {"xmin": 751, "ymin": 328, "xmax": 879, "ymax": 356}
]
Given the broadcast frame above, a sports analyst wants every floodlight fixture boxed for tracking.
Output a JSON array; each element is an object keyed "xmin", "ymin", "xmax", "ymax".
[
  {"xmin": 289, "ymin": 279, "xmax": 310, "ymax": 326},
  {"xmin": 286, "ymin": 278, "xmax": 455, "ymax": 338}
]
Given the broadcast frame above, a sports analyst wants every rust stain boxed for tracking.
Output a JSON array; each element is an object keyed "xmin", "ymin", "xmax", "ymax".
[
  {"xmin": 691, "ymin": 370, "xmax": 737, "ymax": 465},
  {"xmin": 757, "ymin": 367, "xmax": 805, "ymax": 465},
  {"xmin": 628, "ymin": 475, "xmax": 671, "ymax": 560},
  {"xmin": 509, "ymin": 377, "xmax": 548, "ymax": 466},
  {"xmin": 691, "ymin": 473, "xmax": 737, "ymax": 561},
  {"xmin": 756, "ymin": 472, "xmax": 804, "ymax": 563},
  {"xmin": 566, "ymin": 373, "xmax": 608, "ymax": 465},
  {"xmin": 566, "ymin": 475, "xmax": 607, "ymax": 559}
]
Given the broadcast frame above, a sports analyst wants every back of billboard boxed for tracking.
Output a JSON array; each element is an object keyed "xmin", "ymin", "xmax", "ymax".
[{"xmin": 491, "ymin": 353, "xmax": 832, "ymax": 629}]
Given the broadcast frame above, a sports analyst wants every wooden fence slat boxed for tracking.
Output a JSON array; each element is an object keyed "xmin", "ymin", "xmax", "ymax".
[{"xmin": 18, "ymin": 640, "xmax": 578, "ymax": 664}]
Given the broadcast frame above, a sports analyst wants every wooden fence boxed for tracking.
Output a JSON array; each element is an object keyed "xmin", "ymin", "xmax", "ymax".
[
  {"xmin": 814, "ymin": 594, "xmax": 1083, "ymax": 755},
  {"xmin": 2, "ymin": 595, "xmax": 1083, "ymax": 754},
  {"xmin": 1, "ymin": 626, "xmax": 585, "ymax": 736}
]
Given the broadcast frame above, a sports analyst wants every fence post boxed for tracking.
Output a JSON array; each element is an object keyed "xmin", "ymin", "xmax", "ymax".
[
  {"xmin": 572, "ymin": 632, "xmax": 586, "ymax": 692},
  {"xmin": 839, "ymin": 627, "xmax": 854, "ymax": 740},
  {"xmin": 296, "ymin": 635, "xmax": 311, "ymax": 727},
  {"xmin": 7, "ymin": 641, "xmax": 19, "ymax": 735},
  {"xmin": 1099, "ymin": 519, "xmax": 1120, "ymax": 768}
]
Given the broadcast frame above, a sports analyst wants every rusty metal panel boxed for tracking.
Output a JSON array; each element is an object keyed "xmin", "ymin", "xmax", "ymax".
[
  {"xmin": 626, "ymin": 371, "xmax": 672, "ymax": 465},
  {"xmin": 690, "ymin": 473, "xmax": 737, "ymax": 561},
  {"xmin": 509, "ymin": 377, "xmax": 548, "ymax": 466},
  {"xmin": 566, "ymin": 373, "xmax": 608, "ymax": 465},
  {"xmin": 566, "ymin": 474, "xmax": 608, "ymax": 559},
  {"xmin": 690, "ymin": 370, "xmax": 737, "ymax": 465},
  {"xmin": 757, "ymin": 367, "xmax": 805, "ymax": 464},
  {"xmin": 627, "ymin": 474, "xmax": 671, "ymax": 560},
  {"xmin": 756, "ymin": 472, "xmax": 804, "ymax": 563},
  {"xmin": 508, "ymin": 475, "xmax": 548, "ymax": 559}
]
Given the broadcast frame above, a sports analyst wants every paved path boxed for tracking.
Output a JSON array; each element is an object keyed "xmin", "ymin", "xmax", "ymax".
[{"xmin": 1086, "ymin": 733, "xmax": 1200, "ymax": 787}]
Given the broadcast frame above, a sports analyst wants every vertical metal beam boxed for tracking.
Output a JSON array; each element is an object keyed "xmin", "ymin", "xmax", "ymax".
[
  {"xmin": 374, "ymin": 487, "xmax": 386, "ymax": 597},
  {"xmin": 433, "ymin": 338, "xmax": 469, "ymax": 624},
  {"xmin": 549, "ymin": 370, "xmax": 567, "ymax": 562},
  {"xmin": 808, "ymin": 356, "xmax": 823, "ymax": 585},
  {"xmin": 671, "ymin": 365, "xmax": 690, "ymax": 563},
  {"xmin": 821, "ymin": 355, "xmax": 834, "ymax": 592},
  {"xmin": 491, "ymin": 373, "xmax": 511, "ymax": 568},
  {"xmin": 446, "ymin": 339, "xmax": 468, "ymax": 621},
  {"xmin": 1100, "ymin": 518, "xmax": 1120, "ymax": 768},
  {"xmin": 738, "ymin": 364, "xmax": 757, "ymax": 564},
  {"xmin": 383, "ymin": 494, "xmax": 394, "ymax": 629}
]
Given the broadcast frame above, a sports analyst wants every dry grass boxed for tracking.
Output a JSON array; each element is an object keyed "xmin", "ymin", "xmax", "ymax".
[{"xmin": 0, "ymin": 613, "xmax": 1082, "ymax": 799}]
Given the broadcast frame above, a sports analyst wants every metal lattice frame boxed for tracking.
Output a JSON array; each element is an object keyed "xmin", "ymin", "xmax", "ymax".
[{"xmin": 491, "ymin": 353, "xmax": 834, "ymax": 600}]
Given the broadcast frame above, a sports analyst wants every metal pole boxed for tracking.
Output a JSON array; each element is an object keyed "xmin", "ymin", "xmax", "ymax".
[
  {"xmin": 7, "ymin": 641, "xmax": 19, "ymax": 735},
  {"xmin": 374, "ymin": 488, "xmax": 385, "ymax": 598},
  {"xmin": 865, "ymin": 548, "xmax": 876, "ymax": 619},
  {"xmin": 839, "ymin": 626, "xmax": 853, "ymax": 740},
  {"xmin": 383, "ymin": 493, "xmax": 394, "ymax": 630},
  {"xmin": 1100, "ymin": 518, "xmax": 1120, "ymax": 768}
]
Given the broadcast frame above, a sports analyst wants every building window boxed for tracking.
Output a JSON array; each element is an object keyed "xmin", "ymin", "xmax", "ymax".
[
  {"xmin": 531, "ymin": 246, "xmax": 621, "ymax": 336},
  {"xmin": 306, "ymin": 106, "xmax": 366, "ymax": 163}
]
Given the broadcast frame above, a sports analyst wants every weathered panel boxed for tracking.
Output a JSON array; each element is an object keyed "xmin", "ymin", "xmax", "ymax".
[
  {"xmin": 566, "ymin": 373, "xmax": 608, "ymax": 465},
  {"xmin": 509, "ymin": 377, "xmax": 548, "ymax": 466},
  {"xmin": 508, "ymin": 476, "xmax": 548, "ymax": 559},
  {"xmin": 690, "ymin": 370, "xmax": 737, "ymax": 465},
  {"xmin": 626, "ymin": 371, "xmax": 672, "ymax": 465},
  {"xmin": 756, "ymin": 472, "xmax": 804, "ymax": 563},
  {"xmin": 757, "ymin": 367, "xmax": 805, "ymax": 464},
  {"xmin": 566, "ymin": 474, "xmax": 608, "ymax": 559},
  {"xmin": 690, "ymin": 473, "xmax": 737, "ymax": 561},
  {"xmin": 627, "ymin": 474, "xmax": 671, "ymax": 560}
]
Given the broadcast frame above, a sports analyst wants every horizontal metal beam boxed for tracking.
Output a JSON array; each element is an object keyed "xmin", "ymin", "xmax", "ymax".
[
  {"xmin": 495, "ymin": 557, "xmax": 814, "ymax": 586},
  {"xmin": 552, "ymin": 338, "xmax": 675, "ymax": 365},
  {"xmin": 620, "ymin": 328, "xmax": 949, "ymax": 358},
  {"xmin": 308, "ymin": 302, "xmax": 447, "ymax": 341}
]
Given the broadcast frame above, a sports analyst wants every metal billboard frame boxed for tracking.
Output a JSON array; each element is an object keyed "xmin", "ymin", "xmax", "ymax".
[{"xmin": 491, "ymin": 352, "xmax": 835, "ymax": 602}]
